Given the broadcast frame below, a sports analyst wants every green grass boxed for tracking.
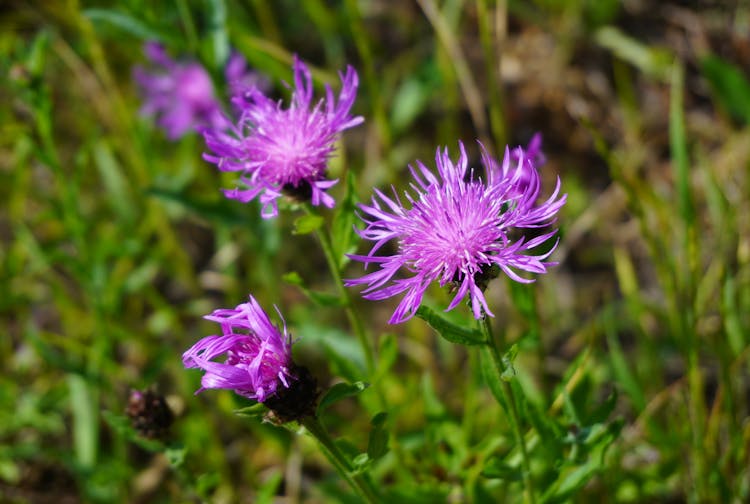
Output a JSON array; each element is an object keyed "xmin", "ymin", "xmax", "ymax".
[{"xmin": 2, "ymin": 0, "xmax": 750, "ymax": 502}]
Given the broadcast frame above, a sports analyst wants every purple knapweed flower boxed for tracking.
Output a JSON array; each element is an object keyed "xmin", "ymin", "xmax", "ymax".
[
  {"xmin": 203, "ymin": 56, "xmax": 363, "ymax": 218},
  {"xmin": 224, "ymin": 51, "xmax": 270, "ymax": 104},
  {"xmin": 505, "ymin": 132, "xmax": 547, "ymax": 199},
  {"xmin": 512, "ymin": 132, "xmax": 546, "ymax": 167},
  {"xmin": 345, "ymin": 141, "xmax": 566, "ymax": 324},
  {"xmin": 133, "ymin": 42, "xmax": 226, "ymax": 139},
  {"xmin": 183, "ymin": 295, "xmax": 295, "ymax": 402}
]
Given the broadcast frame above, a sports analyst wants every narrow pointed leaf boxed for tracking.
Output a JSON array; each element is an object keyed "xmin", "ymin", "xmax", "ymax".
[{"xmin": 416, "ymin": 305, "xmax": 484, "ymax": 346}]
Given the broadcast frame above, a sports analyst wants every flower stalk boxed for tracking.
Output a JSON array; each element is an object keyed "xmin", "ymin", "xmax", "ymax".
[
  {"xmin": 479, "ymin": 317, "xmax": 536, "ymax": 504},
  {"xmin": 305, "ymin": 204, "xmax": 376, "ymax": 377},
  {"xmin": 300, "ymin": 415, "xmax": 382, "ymax": 503}
]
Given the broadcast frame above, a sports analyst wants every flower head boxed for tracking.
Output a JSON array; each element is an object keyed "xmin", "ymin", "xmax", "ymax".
[
  {"xmin": 346, "ymin": 141, "xmax": 566, "ymax": 324},
  {"xmin": 183, "ymin": 295, "xmax": 295, "ymax": 402},
  {"xmin": 203, "ymin": 56, "xmax": 364, "ymax": 218},
  {"xmin": 133, "ymin": 42, "xmax": 226, "ymax": 139}
]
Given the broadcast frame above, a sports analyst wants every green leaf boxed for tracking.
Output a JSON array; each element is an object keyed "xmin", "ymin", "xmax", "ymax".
[
  {"xmin": 234, "ymin": 402, "xmax": 268, "ymax": 419},
  {"xmin": 376, "ymin": 333, "xmax": 398, "ymax": 378},
  {"xmin": 669, "ymin": 62, "xmax": 695, "ymax": 228},
  {"xmin": 255, "ymin": 471, "xmax": 283, "ymax": 504},
  {"xmin": 165, "ymin": 444, "xmax": 186, "ymax": 468},
  {"xmin": 296, "ymin": 323, "xmax": 365, "ymax": 381},
  {"xmin": 317, "ymin": 381, "xmax": 369, "ymax": 415},
  {"xmin": 371, "ymin": 411, "xmax": 388, "ymax": 427},
  {"xmin": 146, "ymin": 186, "xmax": 248, "ymax": 226},
  {"xmin": 603, "ymin": 312, "xmax": 644, "ymax": 411},
  {"xmin": 481, "ymin": 456, "xmax": 522, "ymax": 481},
  {"xmin": 421, "ymin": 373, "xmax": 447, "ymax": 419},
  {"xmin": 589, "ymin": 389, "xmax": 619, "ymax": 430},
  {"xmin": 525, "ymin": 401, "xmax": 564, "ymax": 459},
  {"xmin": 205, "ymin": 0, "xmax": 229, "ymax": 69},
  {"xmin": 594, "ymin": 26, "xmax": 672, "ymax": 80},
  {"xmin": 67, "ymin": 374, "xmax": 97, "ymax": 469},
  {"xmin": 479, "ymin": 347, "xmax": 507, "ymax": 409},
  {"xmin": 195, "ymin": 471, "xmax": 220, "ymax": 498},
  {"xmin": 701, "ymin": 55, "xmax": 750, "ymax": 124},
  {"xmin": 367, "ymin": 412, "xmax": 389, "ymax": 460},
  {"xmin": 94, "ymin": 141, "xmax": 133, "ymax": 222},
  {"xmin": 500, "ymin": 344, "xmax": 518, "ymax": 381},
  {"xmin": 282, "ymin": 271, "xmax": 304, "ymax": 286},
  {"xmin": 352, "ymin": 452, "xmax": 371, "ymax": 471},
  {"xmin": 415, "ymin": 306, "xmax": 484, "ymax": 346},
  {"xmin": 282, "ymin": 271, "xmax": 345, "ymax": 307},
  {"xmin": 84, "ymin": 9, "xmax": 171, "ymax": 42},
  {"xmin": 26, "ymin": 31, "xmax": 50, "ymax": 79},
  {"xmin": 391, "ymin": 78, "xmax": 430, "ymax": 132},
  {"xmin": 542, "ymin": 420, "xmax": 622, "ymax": 503},
  {"xmin": 293, "ymin": 214, "xmax": 325, "ymax": 235}
]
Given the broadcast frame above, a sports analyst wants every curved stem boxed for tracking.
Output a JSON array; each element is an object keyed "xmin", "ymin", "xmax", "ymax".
[
  {"xmin": 304, "ymin": 206, "xmax": 376, "ymax": 377},
  {"xmin": 479, "ymin": 317, "xmax": 536, "ymax": 504},
  {"xmin": 300, "ymin": 416, "xmax": 381, "ymax": 503}
]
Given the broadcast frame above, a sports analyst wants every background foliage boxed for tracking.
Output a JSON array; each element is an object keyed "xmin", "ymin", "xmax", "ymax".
[{"xmin": 2, "ymin": 0, "xmax": 749, "ymax": 502}]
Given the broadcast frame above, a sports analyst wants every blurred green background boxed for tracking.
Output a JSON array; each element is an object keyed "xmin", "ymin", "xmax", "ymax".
[{"xmin": 2, "ymin": 0, "xmax": 750, "ymax": 502}]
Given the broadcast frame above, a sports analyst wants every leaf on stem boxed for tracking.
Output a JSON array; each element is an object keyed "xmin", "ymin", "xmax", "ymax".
[
  {"xmin": 367, "ymin": 412, "xmax": 389, "ymax": 460},
  {"xmin": 317, "ymin": 381, "xmax": 369, "ymax": 415},
  {"xmin": 482, "ymin": 455, "xmax": 522, "ymax": 481},
  {"xmin": 282, "ymin": 271, "xmax": 345, "ymax": 307},
  {"xmin": 415, "ymin": 305, "xmax": 484, "ymax": 346},
  {"xmin": 293, "ymin": 214, "xmax": 325, "ymax": 235}
]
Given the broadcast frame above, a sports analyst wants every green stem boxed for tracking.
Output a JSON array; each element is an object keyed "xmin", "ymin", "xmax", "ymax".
[
  {"xmin": 300, "ymin": 416, "xmax": 381, "ymax": 503},
  {"xmin": 343, "ymin": 0, "xmax": 391, "ymax": 152},
  {"xmin": 305, "ymin": 206, "xmax": 376, "ymax": 377},
  {"xmin": 479, "ymin": 317, "xmax": 536, "ymax": 504}
]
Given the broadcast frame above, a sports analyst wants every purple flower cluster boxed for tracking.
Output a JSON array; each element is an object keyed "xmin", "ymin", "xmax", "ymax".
[
  {"xmin": 134, "ymin": 43, "xmax": 262, "ymax": 139},
  {"xmin": 183, "ymin": 295, "xmax": 295, "ymax": 402},
  {"xmin": 346, "ymin": 140, "xmax": 565, "ymax": 324},
  {"xmin": 202, "ymin": 56, "xmax": 364, "ymax": 218}
]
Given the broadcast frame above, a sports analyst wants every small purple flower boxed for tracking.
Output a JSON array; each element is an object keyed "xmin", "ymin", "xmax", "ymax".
[
  {"xmin": 512, "ymin": 132, "xmax": 546, "ymax": 167},
  {"xmin": 345, "ymin": 141, "xmax": 566, "ymax": 324},
  {"xmin": 224, "ymin": 51, "xmax": 270, "ymax": 103},
  {"xmin": 203, "ymin": 56, "xmax": 364, "ymax": 218},
  {"xmin": 183, "ymin": 295, "xmax": 295, "ymax": 402},
  {"xmin": 503, "ymin": 132, "xmax": 547, "ymax": 200},
  {"xmin": 133, "ymin": 42, "xmax": 225, "ymax": 139}
]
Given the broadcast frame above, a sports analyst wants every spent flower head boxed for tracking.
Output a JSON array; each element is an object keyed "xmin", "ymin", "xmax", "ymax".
[
  {"xmin": 203, "ymin": 56, "xmax": 363, "ymax": 218},
  {"xmin": 183, "ymin": 295, "xmax": 295, "ymax": 403},
  {"xmin": 346, "ymin": 141, "xmax": 566, "ymax": 324}
]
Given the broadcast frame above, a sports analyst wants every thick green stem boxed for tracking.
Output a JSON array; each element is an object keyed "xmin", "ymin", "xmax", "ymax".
[
  {"xmin": 480, "ymin": 317, "xmax": 536, "ymax": 504},
  {"xmin": 300, "ymin": 416, "xmax": 381, "ymax": 503}
]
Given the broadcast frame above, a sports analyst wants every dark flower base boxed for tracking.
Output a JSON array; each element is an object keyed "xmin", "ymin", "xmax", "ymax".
[
  {"xmin": 126, "ymin": 389, "xmax": 174, "ymax": 440},
  {"xmin": 283, "ymin": 181, "xmax": 314, "ymax": 202},
  {"xmin": 263, "ymin": 365, "xmax": 320, "ymax": 424}
]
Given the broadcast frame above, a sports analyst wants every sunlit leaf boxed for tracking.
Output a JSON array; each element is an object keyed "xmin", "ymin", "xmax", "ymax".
[
  {"xmin": 415, "ymin": 306, "xmax": 484, "ymax": 346},
  {"xmin": 317, "ymin": 381, "xmax": 369, "ymax": 415}
]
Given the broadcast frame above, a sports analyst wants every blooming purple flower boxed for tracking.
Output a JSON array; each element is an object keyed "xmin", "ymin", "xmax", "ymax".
[
  {"xmin": 182, "ymin": 295, "xmax": 295, "ymax": 402},
  {"xmin": 345, "ymin": 141, "xmax": 566, "ymax": 324},
  {"xmin": 133, "ymin": 42, "xmax": 226, "ymax": 139},
  {"xmin": 203, "ymin": 56, "xmax": 364, "ymax": 218}
]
